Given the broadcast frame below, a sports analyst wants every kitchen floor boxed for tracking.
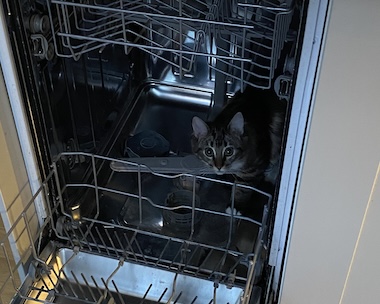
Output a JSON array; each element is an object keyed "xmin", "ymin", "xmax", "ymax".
[{"xmin": 0, "ymin": 216, "xmax": 20, "ymax": 303}]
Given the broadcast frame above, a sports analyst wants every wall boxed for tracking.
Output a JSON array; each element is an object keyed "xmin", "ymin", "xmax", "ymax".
[
  {"xmin": 280, "ymin": 0, "xmax": 380, "ymax": 303},
  {"xmin": 0, "ymin": 65, "xmax": 37, "ymax": 302},
  {"xmin": 0, "ymin": 66, "xmax": 36, "ymax": 252}
]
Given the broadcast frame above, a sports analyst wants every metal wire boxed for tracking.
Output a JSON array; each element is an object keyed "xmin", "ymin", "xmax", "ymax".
[
  {"xmin": 46, "ymin": 0, "xmax": 293, "ymax": 89},
  {"xmin": 0, "ymin": 152, "xmax": 270, "ymax": 303}
]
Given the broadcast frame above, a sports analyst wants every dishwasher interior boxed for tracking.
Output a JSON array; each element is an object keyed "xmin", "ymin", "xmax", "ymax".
[{"xmin": 0, "ymin": 0, "xmax": 308, "ymax": 303}]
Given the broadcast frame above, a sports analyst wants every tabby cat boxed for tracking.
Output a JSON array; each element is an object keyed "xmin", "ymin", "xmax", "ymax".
[{"xmin": 191, "ymin": 87, "xmax": 285, "ymax": 208}]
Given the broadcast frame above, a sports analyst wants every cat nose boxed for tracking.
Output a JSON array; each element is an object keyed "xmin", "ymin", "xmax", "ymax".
[
  {"xmin": 214, "ymin": 158, "xmax": 223, "ymax": 170},
  {"xmin": 215, "ymin": 162, "xmax": 223, "ymax": 170}
]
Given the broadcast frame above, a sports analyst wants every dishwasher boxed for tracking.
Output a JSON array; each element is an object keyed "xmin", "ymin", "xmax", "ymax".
[{"xmin": 0, "ymin": 0, "xmax": 329, "ymax": 303}]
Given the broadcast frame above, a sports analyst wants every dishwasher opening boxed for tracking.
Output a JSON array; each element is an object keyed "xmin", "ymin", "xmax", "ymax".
[{"xmin": 0, "ymin": 0, "xmax": 312, "ymax": 303}]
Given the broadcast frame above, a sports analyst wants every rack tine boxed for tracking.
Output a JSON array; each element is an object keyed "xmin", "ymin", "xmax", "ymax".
[
  {"xmin": 100, "ymin": 277, "xmax": 116, "ymax": 304},
  {"xmin": 71, "ymin": 271, "xmax": 87, "ymax": 300},
  {"xmin": 111, "ymin": 279, "xmax": 126, "ymax": 304},
  {"xmin": 139, "ymin": 283, "xmax": 152, "ymax": 304},
  {"xmin": 98, "ymin": 256, "xmax": 125, "ymax": 303},
  {"xmin": 165, "ymin": 272, "xmax": 178, "ymax": 304},
  {"xmin": 104, "ymin": 228, "xmax": 119, "ymax": 258},
  {"xmin": 129, "ymin": 234, "xmax": 148, "ymax": 264},
  {"xmin": 158, "ymin": 239, "xmax": 171, "ymax": 266},
  {"xmin": 122, "ymin": 232, "xmax": 139, "ymax": 262},
  {"xmin": 157, "ymin": 287, "xmax": 168, "ymax": 303},
  {"xmin": 173, "ymin": 291, "xmax": 183, "ymax": 304},
  {"xmin": 59, "ymin": 268, "xmax": 78, "ymax": 298},
  {"xmin": 91, "ymin": 275, "xmax": 106, "ymax": 303},
  {"xmin": 95, "ymin": 226, "xmax": 111, "ymax": 256},
  {"xmin": 48, "ymin": 264, "xmax": 69, "ymax": 296},
  {"xmin": 81, "ymin": 273, "xmax": 98, "ymax": 302}
]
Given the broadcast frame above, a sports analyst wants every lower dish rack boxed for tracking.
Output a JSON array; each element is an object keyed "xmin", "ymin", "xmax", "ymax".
[{"xmin": 0, "ymin": 153, "xmax": 271, "ymax": 304}]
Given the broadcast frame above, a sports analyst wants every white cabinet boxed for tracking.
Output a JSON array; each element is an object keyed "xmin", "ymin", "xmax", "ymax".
[{"xmin": 280, "ymin": 0, "xmax": 380, "ymax": 302}]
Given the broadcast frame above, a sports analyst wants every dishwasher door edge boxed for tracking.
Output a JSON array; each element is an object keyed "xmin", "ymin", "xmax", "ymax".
[
  {"xmin": 0, "ymin": 3, "xmax": 46, "ymax": 225},
  {"xmin": 268, "ymin": 0, "xmax": 332, "ymax": 298}
]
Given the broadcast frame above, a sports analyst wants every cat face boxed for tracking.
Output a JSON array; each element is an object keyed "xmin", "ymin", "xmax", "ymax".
[{"xmin": 191, "ymin": 112, "xmax": 246, "ymax": 175}]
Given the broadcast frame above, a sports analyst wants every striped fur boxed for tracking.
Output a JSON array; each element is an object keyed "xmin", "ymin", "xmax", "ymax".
[{"xmin": 191, "ymin": 88, "xmax": 285, "ymax": 186}]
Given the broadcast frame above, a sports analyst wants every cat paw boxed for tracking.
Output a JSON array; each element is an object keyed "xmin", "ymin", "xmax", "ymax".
[{"xmin": 226, "ymin": 207, "xmax": 242, "ymax": 216}]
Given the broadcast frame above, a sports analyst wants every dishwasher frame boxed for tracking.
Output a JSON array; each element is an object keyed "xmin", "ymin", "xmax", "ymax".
[{"xmin": 0, "ymin": 0, "xmax": 332, "ymax": 302}]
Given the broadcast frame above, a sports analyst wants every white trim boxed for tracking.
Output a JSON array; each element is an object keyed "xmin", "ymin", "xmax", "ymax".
[
  {"xmin": 268, "ymin": 0, "xmax": 332, "ymax": 298},
  {"xmin": 0, "ymin": 4, "xmax": 46, "ymax": 224}
]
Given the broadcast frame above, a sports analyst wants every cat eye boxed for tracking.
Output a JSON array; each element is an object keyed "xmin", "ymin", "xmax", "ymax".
[
  {"xmin": 204, "ymin": 147, "xmax": 214, "ymax": 157},
  {"xmin": 224, "ymin": 147, "xmax": 234, "ymax": 157}
]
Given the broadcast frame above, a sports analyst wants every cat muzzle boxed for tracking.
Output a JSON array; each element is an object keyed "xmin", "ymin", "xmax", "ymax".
[{"xmin": 214, "ymin": 167, "xmax": 226, "ymax": 175}]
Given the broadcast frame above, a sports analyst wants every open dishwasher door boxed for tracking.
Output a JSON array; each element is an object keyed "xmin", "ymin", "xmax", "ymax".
[{"xmin": 0, "ymin": 0, "xmax": 330, "ymax": 303}]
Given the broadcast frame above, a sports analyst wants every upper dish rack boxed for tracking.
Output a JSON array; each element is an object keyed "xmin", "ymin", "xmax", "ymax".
[{"xmin": 47, "ymin": 0, "xmax": 294, "ymax": 89}]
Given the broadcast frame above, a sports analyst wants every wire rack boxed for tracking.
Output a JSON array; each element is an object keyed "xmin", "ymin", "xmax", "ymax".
[
  {"xmin": 0, "ymin": 153, "xmax": 271, "ymax": 303},
  {"xmin": 47, "ymin": 0, "xmax": 294, "ymax": 89}
]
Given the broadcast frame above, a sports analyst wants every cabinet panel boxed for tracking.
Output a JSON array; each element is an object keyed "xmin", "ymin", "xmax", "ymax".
[{"xmin": 280, "ymin": 0, "xmax": 380, "ymax": 302}]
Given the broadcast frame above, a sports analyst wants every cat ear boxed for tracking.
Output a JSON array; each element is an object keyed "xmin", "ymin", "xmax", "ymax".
[
  {"xmin": 228, "ymin": 112, "xmax": 244, "ymax": 135},
  {"xmin": 192, "ymin": 116, "xmax": 209, "ymax": 138}
]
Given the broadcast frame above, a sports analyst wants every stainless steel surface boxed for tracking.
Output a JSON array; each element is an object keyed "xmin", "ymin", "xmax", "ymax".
[
  {"xmin": 106, "ymin": 81, "xmax": 213, "ymax": 156},
  {"xmin": 16, "ymin": 245, "xmax": 245, "ymax": 304},
  {"xmin": 55, "ymin": 247, "xmax": 244, "ymax": 303}
]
